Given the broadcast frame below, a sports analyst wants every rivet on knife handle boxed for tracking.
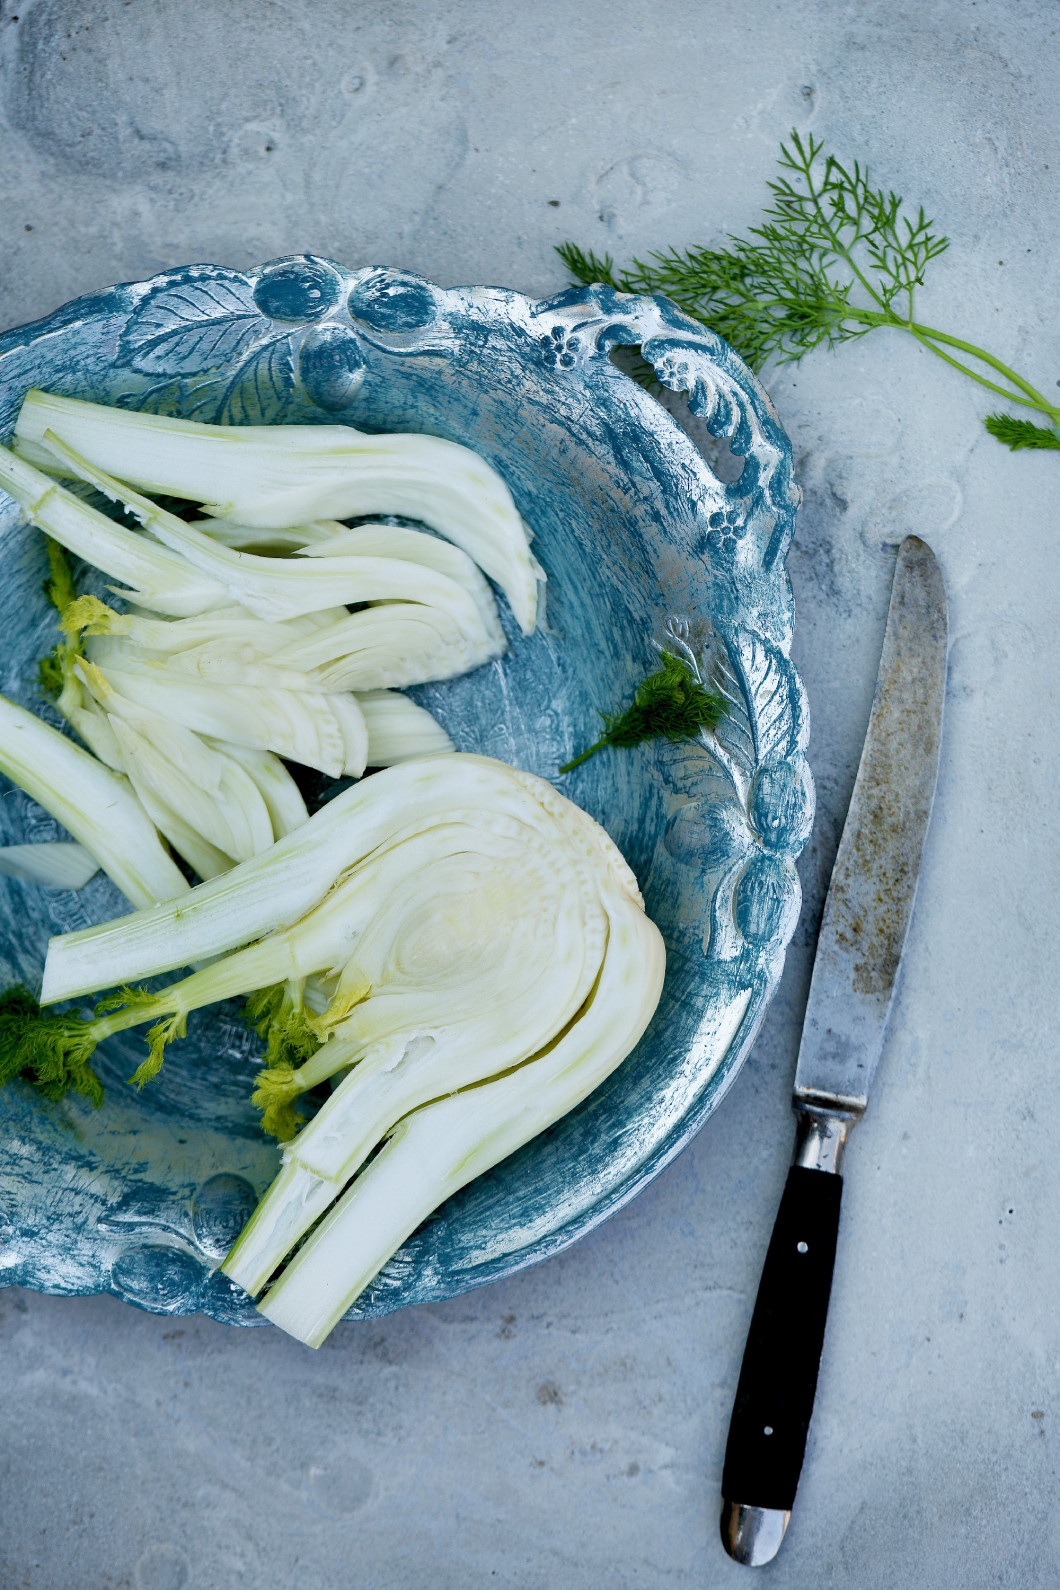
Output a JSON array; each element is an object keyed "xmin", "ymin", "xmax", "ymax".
[{"xmin": 720, "ymin": 1105, "xmax": 854, "ymax": 1565}]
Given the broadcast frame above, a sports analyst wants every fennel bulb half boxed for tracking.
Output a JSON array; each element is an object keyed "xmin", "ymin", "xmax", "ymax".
[{"xmin": 24, "ymin": 755, "xmax": 663, "ymax": 1345}]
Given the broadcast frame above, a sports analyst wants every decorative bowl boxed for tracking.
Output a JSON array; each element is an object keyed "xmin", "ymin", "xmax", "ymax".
[{"xmin": 0, "ymin": 257, "xmax": 809, "ymax": 1323}]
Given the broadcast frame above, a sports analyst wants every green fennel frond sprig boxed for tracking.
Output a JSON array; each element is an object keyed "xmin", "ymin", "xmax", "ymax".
[
  {"xmin": 559, "ymin": 650, "xmax": 726, "ymax": 774},
  {"xmin": 244, "ymin": 981, "xmax": 321, "ymax": 1072},
  {"xmin": 0, "ymin": 976, "xmax": 219, "ymax": 1106},
  {"xmin": 983, "ymin": 414, "xmax": 1060, "ymax": 450},
  {"xmin": 558, "ymin": 130, "xmax": 1060, "ymax": 451},
  {"xmin": 244, "ymin": 981, "xmax": 323, "ymax": 1142},
  {"xmin": 0, "ymin": 984, "xmax": 104, "ymax": 1106}
]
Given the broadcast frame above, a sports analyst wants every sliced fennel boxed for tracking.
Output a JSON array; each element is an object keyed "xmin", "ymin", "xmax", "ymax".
[
  {"xmin": 28, "ymin": 770, "xmax": 593, "ymax": 1089},
  {"xmin": 15, "ymin": 391, "xmax": 545, "ymax": 632},
  {"xmin": 192, "ymin": 517, "xmax": 511, "ymax": 623},
  {"xmin": 65, "ymin": 593, "xmax": 501, "ymax": 695},
  {"xmin": 35, "ymin": 431, "xmax": 501, "ymax": 632},
  {"xmin": 41, "ymin": 574, "xmax": 309, "ymax": 875},
  {"xmin": 296, "ymin": 523, "xmax": 503, "ymax": 636},
  {"xmin": 203, "ymin": 739, "xmax": 308, "ymax": 839},
  {"xmin": 259, "ymin": 604, "xmax": 498, "ymax": 694},
  {"xmin": 0, "ymin": 693, "xmax": 188, "ymax": 909},
  {"xmin": 0, "ymin": 444, "xmax": 228, "ymax": 618},
  {"xmin": 358, "ymin": 690, "xmax": 454, "ymax": 763},
  {"xmin": 189, "ymin": 519, "xmax": 336, "ymax": 554},
  {"xmin": 257, "ymin": 891, "xmax": 663, "ymax": 1346},
  {"xmin": 15, "ymin": 752, "xmax": 662, "ymax": 1344},
  {"xmin": 224, "ymin": 810, "xmax": 612, "ymax": 1285},
  {"xmin": 0, "ymin": 413, "xmax": 503, "ymax": 875},
  {"xmin": 61, "ymin": 599, "xmax": 348, "ymax": 664},
  {"xmin": 0, "ymin": 843, "xmax": 99, "ymax": 891},
  {"xmin": 78, "ymin": 651, "xmax": 369, "ymax": 780},
  {"xmin": 106, "ymin": 714, "xmax": 274, "ymax": 868},
  {"xmin": 41, "ymin": 755, "xmax": 602, "ymax": 1002}
]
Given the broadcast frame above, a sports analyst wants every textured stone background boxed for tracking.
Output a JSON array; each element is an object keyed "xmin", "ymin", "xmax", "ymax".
[{"xmin": 1, "ymin": 2, "xmax": 1059, "ymax": 1586}]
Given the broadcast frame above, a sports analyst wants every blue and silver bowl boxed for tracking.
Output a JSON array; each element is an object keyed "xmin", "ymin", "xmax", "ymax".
[{"xmin": 0, "ymin": 257, "xmax": 810, "ymax": 1323}]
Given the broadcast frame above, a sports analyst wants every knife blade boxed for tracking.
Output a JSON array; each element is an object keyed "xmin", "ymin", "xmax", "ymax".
[{"xmin": 719, "ymin": 535, "xmax": 947, "ymax": 1567}]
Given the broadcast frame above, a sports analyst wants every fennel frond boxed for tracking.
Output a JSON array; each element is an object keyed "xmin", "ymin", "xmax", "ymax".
[
  {"xmin": 559, "ymin": 130, "xmax": 1060, "ymax": 450},
  {"xmin": 0, "ymin": 985, "xmax": 104, "ymax": 1106},
  {"xmin": 560, "ymin": 650, "xmax": 725, "ymax": 773}
]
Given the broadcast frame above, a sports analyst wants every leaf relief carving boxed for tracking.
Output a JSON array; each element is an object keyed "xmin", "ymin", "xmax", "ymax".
[
  {"xmin": 119, "ymin": 336, "xmax": 296, "ymax": 426},
  {"xmin": 715, "ymin": 626, "xmax": 804, "ymax": 771},
  {"xmin": 119, "ymin": 271, "xmax": 263, "ymax": 377},
  {"xmin": 206, "ymin": 336, "xmax": 296, "ymax": 425}
]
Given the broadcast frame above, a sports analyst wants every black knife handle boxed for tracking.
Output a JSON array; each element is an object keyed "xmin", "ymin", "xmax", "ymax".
[
  {"xmin": 720, "ymin": 1105, "xmax": 857, "ymax": 1570},
  {"xmin": 722, "ymin": 1161, "xmax": 843, "ymax": 1515}
]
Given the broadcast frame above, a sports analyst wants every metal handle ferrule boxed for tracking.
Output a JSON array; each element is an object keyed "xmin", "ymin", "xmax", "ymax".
[{"xmin": 792, "ymin": 1102, "xmax": 858, "ymax": 1175}]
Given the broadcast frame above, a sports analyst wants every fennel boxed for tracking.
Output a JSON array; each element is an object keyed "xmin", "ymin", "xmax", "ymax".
[
  {"xmin": 62, "ymin": 601, "xmax": 453, "ymax": 764},
  {"xmin": 560, "ymin": 650, "xmax": 725, "ymax": 773},
  {"xmin": 0, "ymin": 692, "xmax": 188, "ymax": 910},
  {"xmin": 14, "ymin": 391, "xmax": 546, "ymax": 629},
  {"xmin": 559, "ymin": 130, "xmax": 1060, "ymax": 451},
  {"xmin": 39, "ymin": 755, "xmax": 578, "ymax": 1001},
  {"xmin": 6, "ymin": 754, "xmax": 664, "ymax": 1346},
  {"xmin": 202, "ymin": 740, "xmax": 308, "ymax": 839},
  {"xmin": 0, "ymin": 986, "xmax": 104, "ymax": 1106},
  {"xmin": 66, "ymin": 590, "xmax": 499, "ymax": 696},
  {"xmin": 106, "ymin": 714, "xmax": 275, "ymax": 873},
  {"xmin": 0, "ymin": 446, "xmax": 229, "ymax": 617},
  {"xmin": 78, "ymin": 651, "xmax": 369, "ymax": 780},
  {"xmin": 28, "ymin": 431, "xmax": 504, "ymax": 633},
  {"xmin": 0, "ymin": 843, "xmax": 99, "ymax": 891},
  {"xmin": 256, "ymin": 887, "xmax": 663, "ymax": 1346},
  {"xmin": 356, "ymin": 690, "xmax": 454, "ymax": 763},
  {"xmin": 223, "ymin": 805, "xmax": 616, "ymax": 1293},
  {"xmin": 39, "ymin": 549, "xmax": 311, "ymax": 875}
]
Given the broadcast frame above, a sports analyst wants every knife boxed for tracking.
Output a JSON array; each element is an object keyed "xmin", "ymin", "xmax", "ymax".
[{"xmin": 719, "ymin": 535, "xmax": 948, "ymax": 1567}]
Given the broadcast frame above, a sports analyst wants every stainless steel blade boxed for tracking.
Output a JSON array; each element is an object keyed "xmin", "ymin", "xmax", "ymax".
[{"xmin": 794, "ymin": 536, "xmax": 947, "ymax": 1114}]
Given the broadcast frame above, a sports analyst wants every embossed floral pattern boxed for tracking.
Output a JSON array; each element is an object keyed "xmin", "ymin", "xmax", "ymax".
[
  {"xmin": 116, "ymin": 256, "xmax": 354, "ymax": 424},
  {"xmin": 704, "ymin": 504, "xmax": 749, "ymax": 550},
  {"xmin": 651, "ymin": 349, "xmax": 693, "ymax": 389},
  {"xmin": 537, "ymin": 324, "xmax": 583, "ymax": 369}
]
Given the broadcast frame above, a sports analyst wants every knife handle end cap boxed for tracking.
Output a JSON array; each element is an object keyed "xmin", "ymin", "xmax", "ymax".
[{"xmin": 721, "ymin": 1500, "xmax": 791, "ymax": 1566}]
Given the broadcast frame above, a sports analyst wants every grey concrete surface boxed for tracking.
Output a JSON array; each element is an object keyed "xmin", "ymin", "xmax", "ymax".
[{"xmin": 1, "ymin": 1, "xmax": 1059, "ymax": 1585}]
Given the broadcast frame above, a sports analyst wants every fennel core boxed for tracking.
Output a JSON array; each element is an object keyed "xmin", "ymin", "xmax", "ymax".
[
  {"xmin": 560, "ymin": 650, "xmax": 725, "ymax": 774},
  {"xmin": 559, "ymin": 130, "xmax": 1060, "ymax": 452}
]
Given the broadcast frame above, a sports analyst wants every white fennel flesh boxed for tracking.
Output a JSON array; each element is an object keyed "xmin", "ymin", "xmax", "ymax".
[
  {"xmin": 0, "ymin": 843, "xmax": 100, "ymax": 891},
  {"xmin": 0, "ymin": 693, "xmax": 188, "ymax": 908},
  {"xmin": 358, "ymin": 690, "xmax": 455, "ymax": 764},
  {"xmin": 79, "ymin": 649, "xmax": 368, "ymax": 780},
  {"xmin": 34, "ymin": 431, "xmax": 502, "ymax": 632},
  {"xmin": 15, "ymin": 392, "xmax": 545, "ymax": 631},
  {"xmin": 257, "ymin": 887, "xmax": 663, "ymax": 1346},
  {"xmin": 0, "ymin": 444, "xmax": 228, "ymax": 617}
]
